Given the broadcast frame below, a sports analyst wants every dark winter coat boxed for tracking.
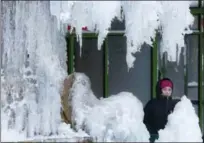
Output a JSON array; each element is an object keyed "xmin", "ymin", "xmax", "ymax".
[{"xmin": 143, "ymin": 78, "xmax": 180, "ymax": 135}]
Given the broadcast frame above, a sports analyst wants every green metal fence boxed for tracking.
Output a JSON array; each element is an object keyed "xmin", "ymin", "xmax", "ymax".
[{"xmin": 66, "ymin": 5, "xmax": 204, "ymax": 133}]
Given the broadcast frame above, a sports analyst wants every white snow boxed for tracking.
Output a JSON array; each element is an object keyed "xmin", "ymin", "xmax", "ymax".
[
  {"xmin": 156, "ymin": 96, "xmax": 203, "ymax": 142},
  {"xmin": 188, "ymin": 81, "xmax": 204, "ymax": 86},
  {"xmin": 1, "ymin": 129, "xmax": 27, "ymax": 142},
  {"xmin": 70, "ymin": 73, "xmax": 150, "ymax": 142},
  {"xmin": 188, "ymin": 81, "xmax": 198, "ymax": 86},
  {"xmin": 1, "ymin": 122, "xmax": 89, "ymax": 142}
]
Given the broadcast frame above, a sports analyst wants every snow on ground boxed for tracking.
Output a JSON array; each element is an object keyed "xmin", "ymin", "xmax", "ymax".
[
  {"xmin": 1, "ymin": 123, "xmax": 89, "ymax": 142},
  {"xmin": 156, "ymin": 96, "xmax": 203, "ymax": 142},
  {"xmin": 70, "ymin": 73, "xmax": 150, "ymax": 142},
  {"xmin": 1, "ymin": 129, "xmax": 27, "ymax": 142}
]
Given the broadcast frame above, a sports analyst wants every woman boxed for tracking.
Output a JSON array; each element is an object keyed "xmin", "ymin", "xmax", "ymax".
[{"xmin": 143, "ymin": 78, "xmax": 179, "ymax": 142}]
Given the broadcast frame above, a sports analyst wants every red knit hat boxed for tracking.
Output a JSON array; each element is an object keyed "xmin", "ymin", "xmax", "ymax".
[{"xmin": 160, "ymin": 80, "xmax": 173, "ymax": 89}]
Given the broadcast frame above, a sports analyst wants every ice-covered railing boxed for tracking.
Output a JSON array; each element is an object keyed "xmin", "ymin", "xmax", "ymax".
[
  {"xmin": 62, "ymin": 1, "xmax": 194, "ymax": 69},
  {"xmin": 156, "ymin": 96, "xmax": 203, "ymax": 142},
  {"xmin": 1, "ymin": 1, "xmax": 67, "ymax": 138},
  {"xmin": 69, "ymin": 73, "xmax": 150, "ymax": 142}
]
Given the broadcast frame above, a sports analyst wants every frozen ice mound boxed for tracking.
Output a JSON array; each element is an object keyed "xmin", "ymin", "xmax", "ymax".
[
  {"xmin": 156, "ymin": 96, "xmax": 203, "ymax": 142},
  {"xmin": 70, "ymin": 73, "xmax": 150, "ymax": 142}
]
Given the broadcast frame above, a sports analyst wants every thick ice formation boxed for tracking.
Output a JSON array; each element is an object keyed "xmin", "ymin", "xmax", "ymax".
[
  {"xmin": 1, "ymin": 1, "xmax": 198, "ymax": 142},
  {"xmin": 69, "ymin": 73, "xmax": 99, "ymax": 131},
  {"xmin": 70, "ymin": 73, "xmax": 150, "ymax": 142},
  {"xmin": 159, "ymin": 1, "xmax": 194, "ymax": 62},
  {"xmin": 85, "ymin": 92, "xmax": 150, "ymax": 142},
  {"xmin": 50, "ymin": 1, "xmax": 74, "ymax": 31},
  {"xmin": 122, "ymin": 1, "xmax": 162, "ymax": 69},
  {"xmin": 156, "ymin": 96, "xmax": 203, "ymax": 142},
  {"xmin": 1, "ymin": 1, "xmax": 67, "ymax": 138},
  {"xmin": 61, "ymin": 1, "xmax": 194, "ymax": 69},
  {"xmin": 68, "ymin": 1, "xmax": 121, "ymax": 55}
]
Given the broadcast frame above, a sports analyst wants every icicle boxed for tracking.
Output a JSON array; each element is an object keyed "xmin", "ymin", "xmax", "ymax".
[
  {"xmin": 90, "ymin": 1, "xmax": 121, "ymax": 50},
  {"xmin": 122, "ymin": 1, "xmax": 161, "ymax": 69},
  {"xmin": 159, "ymin": 1, "xmax": 194, "ymax": 62},
  {"xmin": 67, "ymin": 1, "xmax": 194, "ymax": 69},
  {"xmin": 79, "ymin": 34, "xmax": 82, "ymax": 57},
  {"xmin": 67, "ymin": 1, "xmax": 121, "ymax": 54}
]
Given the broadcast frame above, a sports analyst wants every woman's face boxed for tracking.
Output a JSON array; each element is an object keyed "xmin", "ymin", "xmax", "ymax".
[{"xmin": 161, "ymin": 86, "xmax": 172, "ymax": 97}]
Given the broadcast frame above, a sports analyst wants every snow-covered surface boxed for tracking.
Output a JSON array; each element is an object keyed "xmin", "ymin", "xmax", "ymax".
[
  {"xmin": 70, "ymin": 73, "xmax": 150, "ymax": 142},
  {"xmin": 1, "ymin": 129, "xmax": 27, "ymax": 142},
  {"xmin": 1, "ymin": 123, "xmax": 89, "ymax": 142},
  {"xmin": 61, "ymin": 1, "xmax": 194, "ymax": 69},
  {"xmin": 188, "ymin": 81, "xmax": 198, "ymax": 86},
  {"xmin": 188, "ymin": 81, "xmax": 204, "ymax": 86},
  {"xmin": 156, "ymin": 96, "xmax": 203, "ymax": 142}
]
